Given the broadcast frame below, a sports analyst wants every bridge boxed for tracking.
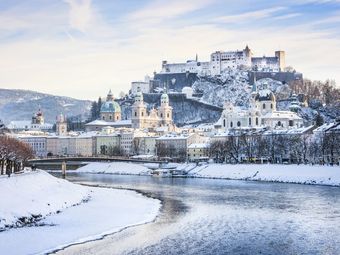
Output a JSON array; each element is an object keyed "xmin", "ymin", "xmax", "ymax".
[{"xmin": 27, "ymin": 156, "xmax": 163, "ymax": 170}]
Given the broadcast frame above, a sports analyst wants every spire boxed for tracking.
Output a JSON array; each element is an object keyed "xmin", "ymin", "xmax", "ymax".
[
  {"xmin": 195, "ymin": 53, "xmax": 198, "ymax": 62},
  {"xmin": 107, "ymin": 89, "xmax": 114, "ymax": 101}
]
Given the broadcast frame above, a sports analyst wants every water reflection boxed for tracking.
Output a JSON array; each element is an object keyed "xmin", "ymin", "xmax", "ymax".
[{"xmin": 55, "ymin": 173, "xmax": 340, "ymax": 255}]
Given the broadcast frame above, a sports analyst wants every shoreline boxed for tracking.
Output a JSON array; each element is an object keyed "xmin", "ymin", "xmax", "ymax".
[
  {"xmin": 72, "ymin": 162, "xmax": 340, "ymax": 187},
  {"xmin": 0, "ymin": 171, "xmax": 161, "ymax": 255}
]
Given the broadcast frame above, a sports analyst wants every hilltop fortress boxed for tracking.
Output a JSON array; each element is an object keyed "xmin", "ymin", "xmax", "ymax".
[
  {"xmin": 161, "ymin": 45, "xmax": 285, "ymax": 76},
  {"xmin": 130, "ymin": 46, "xmax": 302, "ymax": 95}
]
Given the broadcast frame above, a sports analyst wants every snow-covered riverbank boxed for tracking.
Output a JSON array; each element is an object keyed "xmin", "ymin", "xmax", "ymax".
[
  {"xmin": 189, "ymin": 163, "xmax": 340, "ymax": 186},
  {"xmin": 77, "ymin": 162, "xmax": 340, "ymax": 186},
  {"xmin": 0, "ymin": 170, "xmax": 161, "ymax": 255}
]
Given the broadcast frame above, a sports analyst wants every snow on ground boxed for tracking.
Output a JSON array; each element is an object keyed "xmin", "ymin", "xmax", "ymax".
[
  {"xmin": 0, "ymin": 170, "xmax": 161, "ymax": 255},
  {"xmin": 77, "ymin": 162, "xmax": 151, "ymax": 175},
  {"xmin": 0, "ymin": 170, "xmax": 89, "ymax": 230},
  {"xmin": 189, "ymin": 164, "xmax": 340, "ymax": 186},
  {"xmin": 77, "ymin": 162, "xmax": 340, "ymax": 186}
]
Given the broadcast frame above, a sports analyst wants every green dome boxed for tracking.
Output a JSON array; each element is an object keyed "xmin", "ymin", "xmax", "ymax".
[{"xmin": 100, "ymin": 101, "xmax": 121, "ymax": 113}]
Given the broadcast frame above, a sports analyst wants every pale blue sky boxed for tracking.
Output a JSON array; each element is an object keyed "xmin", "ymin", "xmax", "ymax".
[{"xmin": 0, "ymin": 0, "xmax": 339, "ymax": 99}]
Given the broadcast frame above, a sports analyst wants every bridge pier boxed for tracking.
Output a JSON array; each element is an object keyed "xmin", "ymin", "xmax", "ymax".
[{"xmin": 61, "ymin": 161, "xmax": 66, "ymax": 179}]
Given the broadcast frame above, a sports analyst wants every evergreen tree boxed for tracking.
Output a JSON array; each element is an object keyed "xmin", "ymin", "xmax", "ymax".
[
  {"xmin": 90, "ymin": 101, "xmax": 98, "ymax": 121},
  {"xmin": 97, "ymin": 97, "xmax": 102, "ymax": 119},
  {"xmin": 315, "ymin": 112, "xmax": 324, "ymax": 127}
]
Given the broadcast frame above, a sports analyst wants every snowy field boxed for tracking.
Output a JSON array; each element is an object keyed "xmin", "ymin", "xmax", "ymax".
[
  {"xmin": 0, "ymin": 170, "xmax": 160, "ymax": 255},
  {"xmin": 77, "ymin": 162, "xmax": 340, "ymax": 186}
]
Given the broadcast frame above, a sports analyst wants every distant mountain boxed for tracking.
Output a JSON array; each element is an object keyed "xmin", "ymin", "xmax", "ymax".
[{"xmin": 0, "ymin": 89, "xmax": 92, "ymax": 124}]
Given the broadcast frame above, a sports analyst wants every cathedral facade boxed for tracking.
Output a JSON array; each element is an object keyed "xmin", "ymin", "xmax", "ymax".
[{"xmin": 131, "ymin": 90, "xmax": 174, "ymax": 130}]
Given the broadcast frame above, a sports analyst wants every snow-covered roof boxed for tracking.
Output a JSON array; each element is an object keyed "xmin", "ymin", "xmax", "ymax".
[
  {"xmin": 7, "ymin": 121, "xmax": 53, "ymax": 130},
  {"xmin": 262, "ymin": 125, "xmax": 314, "ymax": 135},
  {"xmin": 262, "ymin": 111, "xmax": 302, "ymax": 120},
  {"xmin": 85, "ymin": 119, "xmax": 131, "ymax": 126},
  {"xmin": 188, "ymin": 143, "xmax": 210, "ymax": 149},
  {"xmin": 313, "ymin": 123, "xmax": 336, "ymax": 133},
  {"xmin": 156, "ymin": 133, "xmax": 194, "ymax": 140}
]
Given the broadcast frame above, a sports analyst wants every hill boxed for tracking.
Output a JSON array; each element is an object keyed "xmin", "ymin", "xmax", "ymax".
[{"xmin": 0, "ymin": 89, "xmax": 91, "ymax": 124}]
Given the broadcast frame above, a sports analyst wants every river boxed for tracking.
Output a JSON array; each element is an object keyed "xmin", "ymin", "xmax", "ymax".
[{"xmin": 55, "ymin": 173, "xmax": 340, "ymax": 255}]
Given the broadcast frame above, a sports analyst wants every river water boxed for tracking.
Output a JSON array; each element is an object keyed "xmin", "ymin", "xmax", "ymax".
[{"xmin": 56, "ymin": 173, "xmax": 340, "ymax": 255}]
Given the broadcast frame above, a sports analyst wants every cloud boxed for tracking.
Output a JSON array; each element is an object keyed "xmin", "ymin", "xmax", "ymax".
[
  {"xmin": 128, "ymin": 0, "xmax": 215, "ymax": 22},
  {"xmin": 0, "ymin": 1, "xmax": 339, "ymax": 100},
  {"xmin": 63, "ymin": 0, "xmax": 94, "ymax": 33},
  {"xmin": 272, "ymin": 13, "xmax": 301, "ymax": 20},
  {"xmin": 214, "ymin": 7, "xmax": 286, "ymax": 23}
]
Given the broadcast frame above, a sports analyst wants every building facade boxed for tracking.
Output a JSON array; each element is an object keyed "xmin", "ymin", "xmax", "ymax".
[
  {"xmin": 216, "ymin": 88, "xmax": 303, "ymax": 131},
  {"xmin": 160, "ymin": 46, "xmax": 285, "ymax": 75},
  {"xmin": 131, "ymin": 90, "xmax": 174, "ymax": 130}
]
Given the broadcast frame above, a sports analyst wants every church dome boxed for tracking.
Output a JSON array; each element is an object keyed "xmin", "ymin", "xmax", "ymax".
[
  {"xmin": 100, "ymin": 101, "xmax": 121, "ymax": 113},
  {"xmin": 255, "ymin": 89, "xmax": 275, "ymax": 102}
]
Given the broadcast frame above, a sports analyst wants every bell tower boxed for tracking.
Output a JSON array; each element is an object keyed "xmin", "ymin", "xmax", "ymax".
[
  {"xmin": 159, "ymin": 93, "xmax": 173, "ymax": 126},
  {"xmin": 131, "ymin": 88, "xmax": 147, "ymax": 129},
  {"xmin": 56, "ymin": 113, "xmax": 67, "ymax": 136}
]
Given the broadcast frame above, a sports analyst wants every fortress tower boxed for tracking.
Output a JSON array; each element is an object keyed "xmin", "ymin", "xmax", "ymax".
[{"xmin": 275, "ymin": 51, "xmax": 286, "ymax": 71}]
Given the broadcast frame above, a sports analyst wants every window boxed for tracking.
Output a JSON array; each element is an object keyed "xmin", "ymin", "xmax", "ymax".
[
  {"xmin": 102, "ymin": 116, "xmax": 105, "ymax": 120},
  {"xmin": 109, "ymin": 115, "xmax": 112, "ymax": 120},
  {"xmin": 223, "ymin": 119, "xmax": 226, "ymax": 127},
  {"xmin": 230, "ymin": 122, "xmax": 233, "ymax": 128},
  {"xmin": 135, "ymin": 111, "xmax": 137, "ymax": 117},
  {"xmin": 161, "ymin": 113, "xmax": 163, "ymax": 118},
  {"xmin": 167, "ymin": 113, "xmax": 170, "ymax": 118},
  {"xmin": 256, "ymin": 117, "xmax": 259, "ymax": 125},
  {"xmin": 263, "ymin": 103, "xmax": 266, "ymax": 109},
  {"xmin": 249, "ymin": 118, "xmax": 251, "ymax": 126},
  {"xmin": 289, "ymin": 120, "xmax": 293, "ymax": 126},
  {"xmin": 142, "ymin": 112, "xmax": 144, "ymax": 117},
  {"xmin": 278, "ymin": 121, "xmax": 281, "ymax": 127},
  {"xmin": 271, "ymin": 103, "xmax": 273, "ymax": 109},
  {"xmin": 237, "ymin": 121, "xmax": 241, "ymax": 127}
]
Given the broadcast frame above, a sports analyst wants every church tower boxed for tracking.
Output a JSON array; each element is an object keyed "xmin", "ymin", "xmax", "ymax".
[
  {"xmin": 56, "ymin": 113, "xmax": 67, "ymax": 136},
  {"xmin": 159, "ymin": 93, "xmax": 173, "ymax": 126},
  {"xmin": 131, "ymin": 89, "xmax": 147, "ymax": 129}
]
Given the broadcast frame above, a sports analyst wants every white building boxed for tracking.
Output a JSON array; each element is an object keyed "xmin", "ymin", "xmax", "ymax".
[
  {"xmin": 8, "ymin": 108, "xmax": 53, "ymax": 133},
  {"xmin": 216, "ymin": 88, "xmax": 303, "ymax": 131},
  {"xmin": 131, "ymin": 76, "xmax": 151, "ymax": 95},
  {"xmin": 16, "ymin": 134, "xmax": 47, "ymax": 158}
]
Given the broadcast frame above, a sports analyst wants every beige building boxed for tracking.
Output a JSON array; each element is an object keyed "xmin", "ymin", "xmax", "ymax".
[
  {"xmin": 187, "ymin": 143, "xmax": 210, "ymax": 162},
  {"xmin": 95, "ymin": 133, "xmax": 121, "ymax": 156},
  {"xmin": 131, "ymin": 89, "xmax": 174, "ymax": 130},
  {"xmin": 46, "ymin": 136, "xmax": 76, "ymax": 156},
  {"xmin": 75, "ymin": 133, "xmax": 95, "ymax": 156},
  {"xmin": 156, "ymin": 132, "xmax": 202, "ymax": 159},
  {"xmin": 133, "ymin": 135, "xmax": 158, "ymax": 156}
]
